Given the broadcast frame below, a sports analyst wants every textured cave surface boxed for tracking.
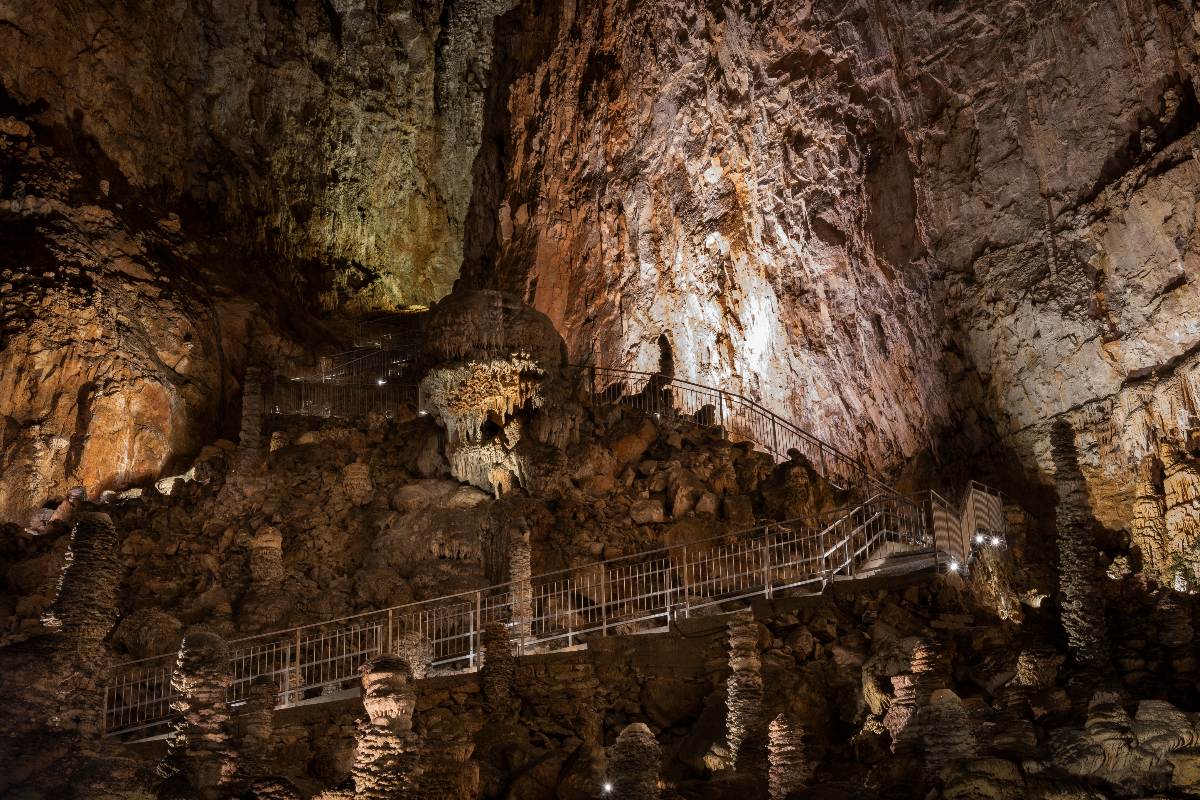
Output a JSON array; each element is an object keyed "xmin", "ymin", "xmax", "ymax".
[{"xmin": 2, "ymin": 0, "xmax": 1200, "ymax": 798}]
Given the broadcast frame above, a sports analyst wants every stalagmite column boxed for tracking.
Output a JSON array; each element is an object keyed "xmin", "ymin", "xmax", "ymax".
[
  {"xmin": 510, "ymin": 530, "xmax": 533, "ymax": 647},
  {"xmin": 393, "ymin": 631, "xmax": 433, "ymax": 680},
  {"xmin": 249, "ymin": 527, "xmax": 285, "ymax": 588},
  {"xmin": 767, "ymin": 713, "xmax": 808, "ymax": 800},
  {"xmin": 239, "ymin": 366, "xmax": 265, "ymax": 467},
  {"xmin": 726, "ymin": 610, "xmax": 766, "ymax": 772},
  {"xmin": 482, "ymin": 623, "xmax": 517, "ymax": 718},
  {"xmin": 1050, "ymin": 420, "xmax": 1108, "ymax": 669},
  {"xmin": 883, "ymin": 638, "xmax": 945, "ymax": 754},
  {"xmin": 609, "ymin": 722, "xmax": 660, "ymax": 800},
  {"xmin": 1131, "ymin": 455, "xmax": 1169, "ymax": 581},
  {"xmin": 353, "ymin": 655, "xmax": 420, "ymax": 800},
  {"xmin": 1160, "ymin": 441, "xmax": 1200, "ymax": 588},
  {"xmin": 162, "ymin": 630, "xmax": 237, "ymax": 798},
  {"xmin": 341, "ymin": 462, "xmax": 375, "ymax": 506},
  {"xmin": 239, "ymin": 677, "xmax": 279, "ymax": 781},
  {"xmin": 923, "ymin": 689, "xmax": 977, "ymax": 770},
  {"xmin": 43, "ymin": 511, "xmax": 122, "ymax": 660}
]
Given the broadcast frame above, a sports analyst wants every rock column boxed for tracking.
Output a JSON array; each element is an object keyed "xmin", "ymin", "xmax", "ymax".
[
  {"xmin": 482, "ymin": 623, "xmax": 517, "ymax": 718},
  {"xmin": 44, "ymin": 511, "xmax": 122, "ymax": 660},
  {"xmin": 609, "ymin": 722, "xmax": 660, "ymax": 800},
  {"xmin": 726, "ymin": 611, "xmax": 766, "ymax": 772},
  {"xmin": 767, "ymin": 713, "xmax": 808, "ymax": 800},
  {"xmin": 1131, "ymin": 455, "xmax": 1169, "ymax": 581},
  {"xmin": 510, "ymin": 530, "xmax": 533, "ymax": 648},
  {"xmin": 239, "ymin": 366, "xmax": 264, "ymax": 467},
  {"xmin": 239, "ymin": 677, "xmax": 278, "ymax": 781},
  {"xmin": 1160, "ymin": 442, "xmax": 1200, "ymax": 588},
  {"xmin": 393, "ymin": 631, "xmax": 433, "ymax": 680},
  {"xmin": 352, "ymin": 655, "xmax": 420, "ymax": 800},
  {"xmin": 1050, "ymin": 420, "xmax": 1108, "ymax": 669},
  {"xmin": 883, "ymin": 638, "xmax": 945, "ymax": 754},
  {"xmin": 162, "ymin": 630, "xmax": 237, "ymax": 798}
]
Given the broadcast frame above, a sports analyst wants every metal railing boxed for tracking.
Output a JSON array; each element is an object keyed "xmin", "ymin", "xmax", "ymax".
[
  {"xmin": 103, "ymin": 492, "xmax": 941, "ymax": 738},
  {"xmin": 264, "ymin": 377, "xmax": 419, "ymax": 420},
  {"xmin": 930, "ymin": 481, "xmax": 1007, "ymax": 573},
  {"xmin": 580, "ymin": 365, "xmax": 889, "ymax": 496},
  {"xmin": 317, "ymin": 346, "xmax": 423, "ymax": 384},
  {"xmin": 353, "ymin": 313, "xmax": 427, "ymax": 349}
]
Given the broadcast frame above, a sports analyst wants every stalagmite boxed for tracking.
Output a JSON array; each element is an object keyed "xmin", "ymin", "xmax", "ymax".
[
  {"xmin": 1160, "ymin": 441, "xmax": 1200, "ymax": 588},
  {"xmin": 341, "ymin": 462, "xmax": 375, "ymax": 506},
  {"xmin": 509, "ymin": 529, "xmax": 533, "ymax": 645},
  {"xmin": 239, "ymin": 366, "xmax": 265, "ymax": 466},
  {"xmin": 923, "ymin": 689, "xmax": 976, "ymax": 770},
  {"xmin": 249, "ymin": 527, "xmax": 285, "ymax": 587},
  {"xmin": 1050, "ymin": 420, "xmax": 1108, "ymax": 668},
  {"xmin": 161, "ymin": 630, "xmax": 237, "ymax": 798},
  {"xmin": 609, "ymin": 722, "xmax": 660, "ymax": 800},
  {"xmin": 43, "ymin": 511, "xmax": 122, "ymax": 660},
  {"xmin": 767, "ymin": 713, "xmax": 809, "ymax": 800},
  {"xmin": 1131, "ymin": 455, "xmax": 1169, "ymax": 580},
  {"xmin": 726, "ymin": 610, "xmax": 766, "ymax": 772},
  {"xmin": 393, "ymin": 631, "xmax": 433, "ymax": 680},
  {"xmin": 239, "ymin": 677, "xmax": 278, "ymax": 780},
  {"xmin": 481, "ymin": 622, "xmax": 517, "ymax": 718},
  {"xmin": 883, "ymin": 638, "xmax": 945, "ymax": 754},
  {"xmin": 352, "ymin": 655, "xmax": 420, "ymax": 799}
]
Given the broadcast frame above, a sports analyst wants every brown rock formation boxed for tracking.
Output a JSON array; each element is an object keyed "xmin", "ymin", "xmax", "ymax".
[
  {"xmin": 1131, "ymin": 455, "xmax": 1170, "ymax": 581},
  {"xmin": 238, "ymin": 678, "xmax": 279, "ymax": 782},
  {"xmin": 609, "ymin": 722, "xmax": 661, "ymax": 800},
  {"xmin": 162, "ymin": 630, "xmax": 237, "ymax": 798},
  {"xmin": 481, "ymin": 622, "xmax": 517, "ymax": 718},
  {"xmin": 1050, "ymin": 421, "xmax": 1108, "ymax": 670},
  {"xmin": 44, "ymin": 511, "xmax": 122, "ymax": 661},
  {"xmin": 726, "ymin": 610, "xmax": 765, "ymax": 772},
  {"xmin": 767, "ymin": 712, "xmax": 808, "ymax": 800},
  {"xmin": 353, "ymin": 655, "xmax": 420, "ymax": 800},
  {"xmin": 1160, "ymin": 442, "xmax": 1200, "ymax": 588}
]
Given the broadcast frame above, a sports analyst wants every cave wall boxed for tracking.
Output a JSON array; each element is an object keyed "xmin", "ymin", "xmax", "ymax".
[
  {"xmin": 462, "ymin": 0, "xmax": 1200, "ymax": 510},
  {"xmin": 0, "ymin": 0, "xmax": 509, "ymax": 311}
]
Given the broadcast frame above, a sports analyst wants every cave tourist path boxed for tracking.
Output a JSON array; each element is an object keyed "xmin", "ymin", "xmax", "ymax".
[{"xmin": 103, "ymin": 336, "xmax": 1009, "ymax": 741}]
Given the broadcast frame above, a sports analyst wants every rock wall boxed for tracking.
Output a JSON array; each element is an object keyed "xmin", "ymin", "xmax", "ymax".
[
  {"xmin": 463, "ymin": 0, "xmax": 1200, "ymax": 503},
  {"xmin": 0, "ymin": 0, "xmax": 510, "ymax": 312}
]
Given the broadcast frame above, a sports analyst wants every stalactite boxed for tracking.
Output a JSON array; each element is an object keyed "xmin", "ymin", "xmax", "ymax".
[
  {"xmin": 1131, "ymin": 455, "xmax": 1169, "ymax": 581},
  {"xmin": 726, "ymin": 610, "xmax": 766, "ymax": 772},
  {"xmin": 767, "ymin": 713, "xmax": 808, "ymax": 800},
  {"xmin": 352, "ymin": 655, "xmax": 420, "ymax": 800},
  {"xmin": 161, "ymin": 630, "xmax": 237, "ymax": 798},
  {"xmin": 609, "ymin": 722, "xmax": 660, "ymax": 800},
  {"xmin": 43, "ymin": 510, "xmax": 122, "ymax": 661},
  {"xmin": 509, "ymin": 529, "xmax": 533, "ymax": 644},
  {"xmin": 481, "ymin": 622, "xmax": 517, "ymax": 718},
  {"xmin": 1050, "ymin": 419, "xmax": 1108, "ymax": 668}
]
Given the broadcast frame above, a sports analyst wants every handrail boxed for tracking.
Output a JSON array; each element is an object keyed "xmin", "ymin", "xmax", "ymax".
[{"xmin": 579, "ymin": 364, "xmax": 893, "ymax": 497}]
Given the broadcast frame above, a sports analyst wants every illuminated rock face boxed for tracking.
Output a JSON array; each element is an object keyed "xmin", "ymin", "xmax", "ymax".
[{"xmin": 465, "ymin": 0, "xmax": 1200, "ymax": 505}]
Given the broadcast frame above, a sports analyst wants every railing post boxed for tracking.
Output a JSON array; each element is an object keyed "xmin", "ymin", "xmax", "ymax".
[
  {"xmin": 292, "ymin": 630, "xmax": 302, "ymax": 706},
  {"xmin": 771, "ymin": 416, "xmax": 781, "ymax": 458},
  {"xmin": 385, "ymin": 608, "xmax": 393, "ymax": 655},
  {"xmin": 680, "ymin": 545, "xmax": 691, "ymax": 617},
  {"xmin": 717, "ymin": 392, "xmax": 726, "ymax": 438},
  {"xmin": 472, "ymin": 591, "xmax": 482, "ymax": 668},
  {"xmin": 600, "ymin": 563, "xmax": 608, "ymax": 635},
  {"xmin": 763, "ymin": 529, "xmax": 774, "ymax": 599}
]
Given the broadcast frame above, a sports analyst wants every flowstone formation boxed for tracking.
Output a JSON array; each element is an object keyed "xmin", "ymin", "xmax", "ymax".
[{"xmin": 419, "ymin": 290, "xmax": 581, "ymax": 495}]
